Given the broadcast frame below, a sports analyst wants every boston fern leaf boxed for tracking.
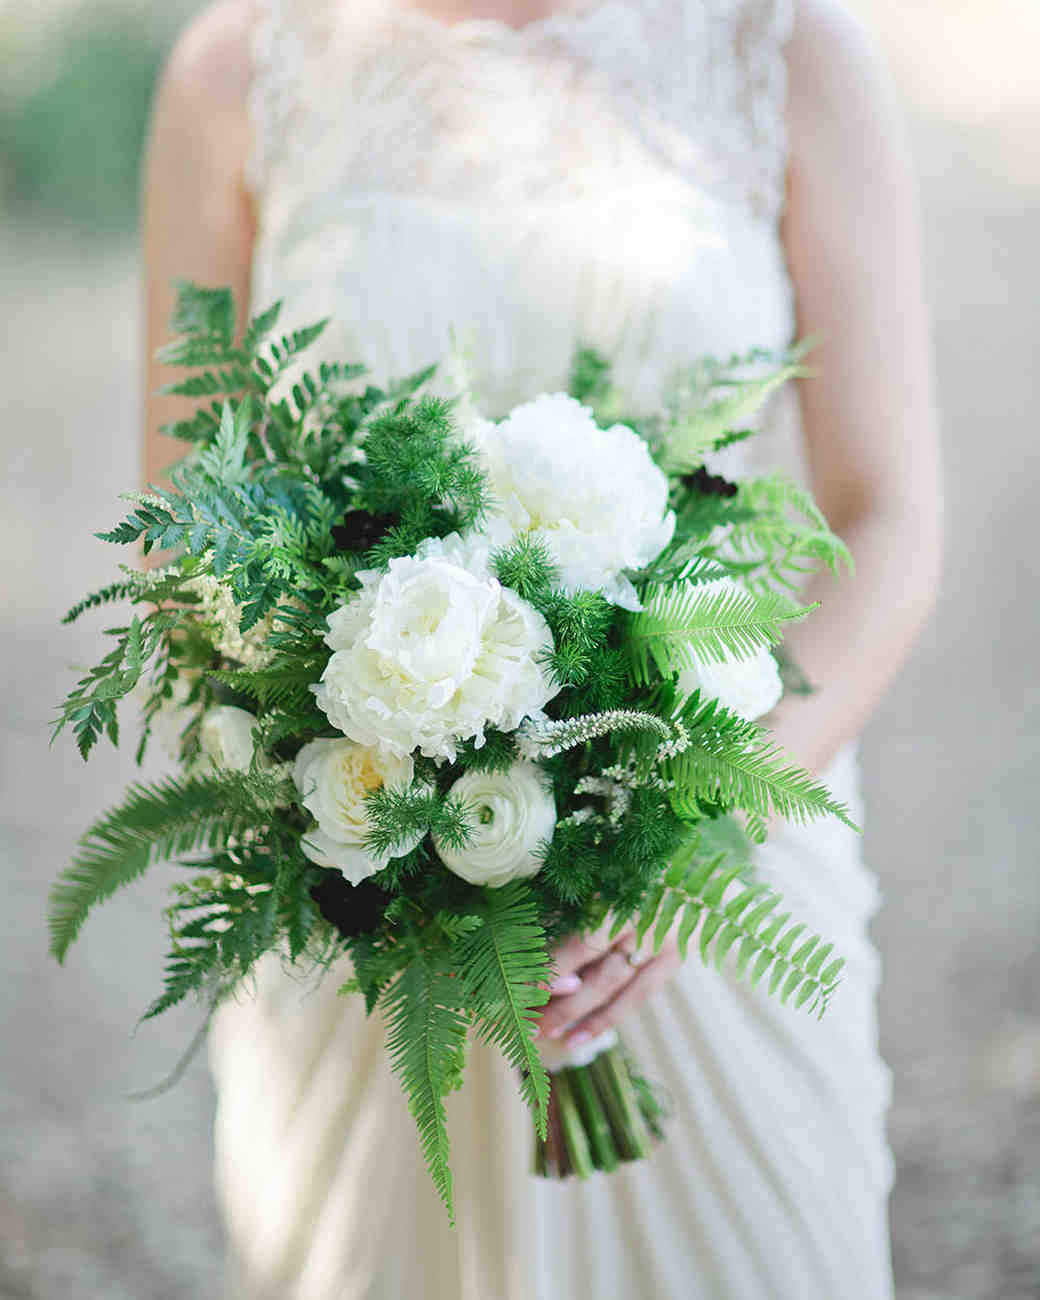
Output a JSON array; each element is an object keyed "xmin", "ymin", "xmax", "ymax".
[
  {"xmin": 637, "ymin": 844, "xmax": 845, "ymax": 1015},
  {"xmin": 380, "ymin": 953, "xmax": 469, "ymax": 1221},
  {"xmin": 665, "ymin": 694, "xmax": 858, "ymax": 830},
  {"xmin": 626, "ymin": 583, "xmax": 811, "ymax": 685},
  {"xmin": 452, "ymin": 882, "xmax": 551, "ymax": 1136},
  {"xmin": 209, "ymin": 658, "xmax": 324, "ymax": 712},
  {"xmin": 724, "ymin": 474, "xmax": 853, "ymax": 589},
  {"xmin": 658, "ymin": 347, "xmax": 811, "ymax": 474},
  {"xmin": 47, "ymin": 771, "xmax": 291, "ymax": 962}
]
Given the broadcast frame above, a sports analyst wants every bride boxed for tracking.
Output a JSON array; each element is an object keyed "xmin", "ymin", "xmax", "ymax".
[{"xmin": 142, "ymin": 0, "xmax": 941, "ymax": 1295}]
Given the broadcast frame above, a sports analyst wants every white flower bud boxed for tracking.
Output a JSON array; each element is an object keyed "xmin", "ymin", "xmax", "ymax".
[
  {"xmin": 435, "ymin": 762, "xmax": 556, "ymax": 888},
  {"xmin": 198, "ymin": 706, "xmax": 258, "ymax": 773}
]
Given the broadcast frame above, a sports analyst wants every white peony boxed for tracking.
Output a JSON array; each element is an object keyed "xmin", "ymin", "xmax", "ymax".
[
  {"xmin": 314, "ymin": 546, "xmax": 557, "ymax": 761},
  {"xmin": 434, "ymin": 762, "xmax": 557, "ymax": 888},
  {"xmin": 198, "ymin": 706, "xmax": 258, "ymax": 773},
  {"xmin": 470, "ymin": 393, "xmax": 675, "ymax": 611},
  {"xmin": 293, "ymin": 738, "xmax": 420, "ymax": 885}
]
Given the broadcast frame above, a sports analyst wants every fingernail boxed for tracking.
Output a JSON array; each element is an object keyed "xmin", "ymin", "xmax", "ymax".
[
  {"xmin": 547, "ymin": 1021, "xmax": 570, "ymax": 1040},
  {"xmin": 549, "ymin": 973, "xmax": 582, "ymax": 995},
  {"xmin": 567, "ymin": 1030, "xmax": 593, "ymax": 1049}
]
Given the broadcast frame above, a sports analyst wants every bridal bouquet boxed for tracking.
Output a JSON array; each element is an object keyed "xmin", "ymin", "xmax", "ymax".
[{"xmin": 51, "ymin": 283, "xmax": 853, "ymax": 1220}]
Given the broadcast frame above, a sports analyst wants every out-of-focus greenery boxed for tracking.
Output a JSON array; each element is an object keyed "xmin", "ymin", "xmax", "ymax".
[{"xmin": 0, "ymin": 4, "xmax": 186, "ymax": 234}]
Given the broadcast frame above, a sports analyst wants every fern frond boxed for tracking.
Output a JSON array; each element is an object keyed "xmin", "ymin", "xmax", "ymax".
[
  {"xmin": 722, "ymin": 474, "xmax": 853, "ymax": 590},
  {"xmin": 47, "ymin": 771, "xmax": 290, "ymax": 962},
  {"xmin": 658, "ymin": 348, "xmax": 810, "ymax": 473},
  {"xmin": 380, "ymin": 953, "xmax": 469, "ymax": 1220},
  {"xmin": 626, "ymin": 584, "xmax": 810, "ymax": 685},
  {"xmin": 452, "ymin": 882, "xmax": 551, "ymax": 1134},
  {"xmin": 637, "ymin": 843, "xmax": 845, "ymax": 1015},
  {"xmin": 209, "ymin": 657, "xmax": 324, "ymax": 712},
  {"xmin": 663, "ymin": 695, "xmax": 857, "ymax": 830}
]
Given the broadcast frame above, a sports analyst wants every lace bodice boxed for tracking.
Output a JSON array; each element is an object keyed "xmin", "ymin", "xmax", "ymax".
[{"xmin": 247, "ymin": 0, "xmax": 806, "ymax": 477}]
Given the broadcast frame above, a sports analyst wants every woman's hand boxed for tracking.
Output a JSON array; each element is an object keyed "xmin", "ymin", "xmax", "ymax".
[{"xmin": 535, "ymin": 926, "xmax": 681, "ymax": 1051}]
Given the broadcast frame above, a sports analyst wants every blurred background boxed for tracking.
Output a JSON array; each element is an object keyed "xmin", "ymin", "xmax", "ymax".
[{"xmin": 2, "ymin": 1, "xmax": 1037, "ymax": 1296}]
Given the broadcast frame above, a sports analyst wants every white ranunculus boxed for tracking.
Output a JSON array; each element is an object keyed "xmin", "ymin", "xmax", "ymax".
[
  {"xmin": 470, "ymin": 393, "xmax": 675, "ymax": 611},
  {"xmin": 293, "ymin": 738, "xmax": 420, "ymax": 885},
  {"xmin": 198, "ymin": 706, "xmax": 258, "ymax": 773},
  {"xmin": 315, "ymin": 549, "xmax": 557, "ymax": 761},
  {"xmin": 538, "ymin": 1028, "xmax": 619, "ymax": 1073},
  {"xmin": 434, "ymin": 762, "xmax": 556, "ymax": 888}
]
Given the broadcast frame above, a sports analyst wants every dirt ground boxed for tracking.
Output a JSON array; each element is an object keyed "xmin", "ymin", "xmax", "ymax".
[{"xmin": 2, "ymin": 45, "xmax": 1038, "ymax": 1300}]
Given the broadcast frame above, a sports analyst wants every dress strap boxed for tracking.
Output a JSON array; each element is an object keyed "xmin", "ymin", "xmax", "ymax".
[
  {"xmin": 246, "ymin": 0, "xmax": 337, "ymax": 195},
  {"xmin": 666, "ymin": 0, "xmax": 796, "ymax": 220},
  {"xmin": 727, "ymin": 0, "xmax": 796, "ymax": 219}
]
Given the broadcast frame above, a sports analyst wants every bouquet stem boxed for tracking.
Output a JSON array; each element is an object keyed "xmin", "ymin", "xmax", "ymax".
[{"xmin": 533, "ymin": 1041, "xmax": 667, "ymax": 1180}]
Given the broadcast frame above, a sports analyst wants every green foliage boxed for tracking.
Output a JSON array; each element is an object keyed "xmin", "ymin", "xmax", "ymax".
[
  {"xmin": 356, "ymin": 397, "xmax": 488, "ymax": 564},
  {"xmin": 714, "ymin": 474, "xmax": 853, "ymax": 592},
  {"xmin": 492, "ymin": 534, "xmax": 559, "ymax": 601},
  {"xmin": 452, "ymin": 883, "xmax": 552, "ymax": 1136},
  {"xmin": 654, "ymin": 345, "xmax": 813, "ymax": 473},
  {"xmin": 47, "ymin": 769, "xmax": 293, "ymax": 962},
  {"xmin": 209, "ymin": 653, "xmax": 326, "ymax": 714},
  {"xmin": 625, "ymin": 583, "xmax": 811, "ymax": 685},
  {"xmin": 663, "ymin": 693, "xmax": 857, "ymax": 830},
  {"xmin": 454, "ymin": 730, "xmax": 520, "ymax": 774},
  {"xmin": 568, "ymin": 346, "xmax": 612, "ymax": 408},
  {"xmin": 52, "ymin": 609, "xmax": 185, "ymax": 759},
  {"xmin": 363, "ymin": 786, "xmax": 473, "ymax": 861},
  {"xmin": 380, "ymin": 953, "xmax": 469, "ymax": 1220},
  {"xmin": 634, "ymin": 837, "xmax": 844, "ymax": 1015},
  {"xmin": 144, "ymin": 837, "xmax": 324, "ymax": 1021},
  {"xmin": 61, "ymin": 566, "xmax": 192, "ymax": 625}
]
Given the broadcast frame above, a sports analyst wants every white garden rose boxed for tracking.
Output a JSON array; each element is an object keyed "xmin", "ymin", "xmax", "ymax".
[
  {"xmin": 470, "ymin": 393, "xmax": 675, "ymax": 611},
  {"xmin": 314, "ymin": 548, "xmax": 557, "ymax": 761},
  {"xmin": 293, "ymin": 738, "xmax": 420, "ymax": 885},
  {"xmin": 434, "ymin": 762, "xmax": 556, "ymax": 888},
  {"xmin": 198, "ymin": 706, "xmax": 258, "ymax": 773}
]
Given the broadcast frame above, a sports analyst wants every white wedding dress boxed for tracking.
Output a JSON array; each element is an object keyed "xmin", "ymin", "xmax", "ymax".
[{"xmin": 208, "ymin": 0, "xmax": 896, "ymax": 1295}]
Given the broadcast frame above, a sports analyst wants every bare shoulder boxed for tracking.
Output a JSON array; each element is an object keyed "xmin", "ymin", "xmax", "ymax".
[
  {"xmin": 156, "ymin": 0, "xmax": 258, "ymax": 131},
  {"xmin": 786, "ymin": 0, "xmax": 909, "ymax": 177}
]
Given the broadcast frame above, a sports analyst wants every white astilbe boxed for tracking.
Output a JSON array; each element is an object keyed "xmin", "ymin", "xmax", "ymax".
[
  {"xmin": 184, "ymin": 573, "xmax": 278, "ymax": 670},
  {"xmin": 570, "ymin": 774, "xmax": 634, "ymax": 830}
]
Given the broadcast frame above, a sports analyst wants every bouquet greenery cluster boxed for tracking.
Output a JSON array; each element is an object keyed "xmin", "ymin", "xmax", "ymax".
[{"xmin": 51, "ymin": 283, "xmax": 854, "ymax": 1220}]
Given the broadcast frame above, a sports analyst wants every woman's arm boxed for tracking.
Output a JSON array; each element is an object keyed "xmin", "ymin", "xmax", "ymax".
[
  {"xmin": 537, "ymin": 0, "xmax": 944, "ymax": 1045},
  {"xmin": 767, "ymin": 0, "xmax": 943, "ymax": 775},
  {"xmin": 142, "ymin": 0, "xmax": 257, "ymax": 490}
]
